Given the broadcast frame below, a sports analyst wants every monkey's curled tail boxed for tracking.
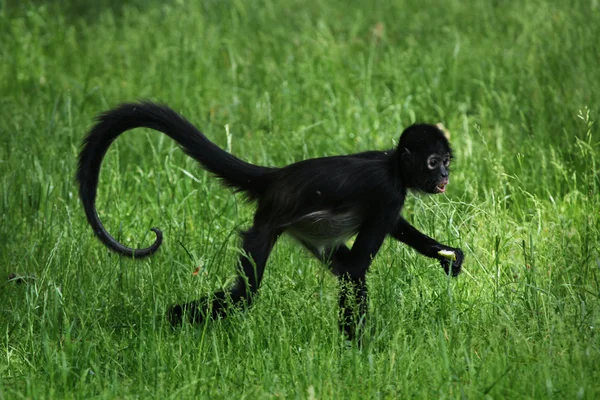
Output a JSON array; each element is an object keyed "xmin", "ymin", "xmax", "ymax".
[{"xmin": 76, "ymin": 102, "xmax": 273, "ymax": 257}]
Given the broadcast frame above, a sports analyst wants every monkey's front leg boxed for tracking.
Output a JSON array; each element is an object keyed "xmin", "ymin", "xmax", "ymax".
[
  {"xmin": 336, "ymin": 214, "xmax": 390, "ymax": 342},
  {"xmin": 338, "ymin": 272, "xmax": 368, "ymax": 342},
  {"xmin": 390, "ymin": 217, "xmax": 464, "ymax": 276},
  {"xmin": 298, "ymin": 240, "xmax": 366, "ymax": 340}
]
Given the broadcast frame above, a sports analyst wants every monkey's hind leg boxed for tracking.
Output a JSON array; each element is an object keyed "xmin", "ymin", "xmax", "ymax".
[{"xmin": 168, "ymin": 224, "xmax": 278, "ymax": 325}]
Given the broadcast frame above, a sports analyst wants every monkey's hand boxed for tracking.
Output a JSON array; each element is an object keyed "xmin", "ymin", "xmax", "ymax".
[{"xmin": 437, "ymin": 246, "xmax": 464, "ymax": 277}]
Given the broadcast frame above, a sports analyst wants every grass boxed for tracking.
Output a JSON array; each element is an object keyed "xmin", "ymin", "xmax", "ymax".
[{"xmin": 1, "ymin": 0, "xmax": 599, "ymax": 398}]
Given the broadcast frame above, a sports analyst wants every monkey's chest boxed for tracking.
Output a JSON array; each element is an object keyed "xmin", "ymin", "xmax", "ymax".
[{"xmin": 286, "ymin": 210, "xmax": 363, "ymax": 250}]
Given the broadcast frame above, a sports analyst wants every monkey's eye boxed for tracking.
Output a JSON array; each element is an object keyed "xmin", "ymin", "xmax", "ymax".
[
  {"xmin": 443, "ymin": 157, "xmax": 450, "ymax": 167},
  {"xmin": 427, "ymin": 158, "xmax": 439, "ymax": 170}
]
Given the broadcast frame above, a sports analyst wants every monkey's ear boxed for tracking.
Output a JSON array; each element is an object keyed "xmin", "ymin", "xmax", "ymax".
[{"xmin": 399, "ymin": 148, "xmax": 412, "ymax": 162}]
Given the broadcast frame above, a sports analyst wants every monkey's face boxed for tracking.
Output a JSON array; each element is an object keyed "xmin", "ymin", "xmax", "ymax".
[
  {"xmin": 422, "ymin": 153, "xmax": 451, "ymax": 194},
  {"xmin": 413, "ymin": 153, "xmax": 451, "ymax": 194}
]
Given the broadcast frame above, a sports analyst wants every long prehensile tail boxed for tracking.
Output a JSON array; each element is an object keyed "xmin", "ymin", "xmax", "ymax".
[{"xmin": 76, "ymin": 102, "xmax": 273, "ymax": 257}]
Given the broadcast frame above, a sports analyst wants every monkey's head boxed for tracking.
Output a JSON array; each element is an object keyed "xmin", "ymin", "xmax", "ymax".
[{"xmin": 397, "ymin": 124, "xmax": 453, "ymax": 194}]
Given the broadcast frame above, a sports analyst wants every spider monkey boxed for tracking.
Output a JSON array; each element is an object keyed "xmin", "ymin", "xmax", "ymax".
[{"xmin": 77, "ymin": 102, "xmax": 464, "ymax": 341}]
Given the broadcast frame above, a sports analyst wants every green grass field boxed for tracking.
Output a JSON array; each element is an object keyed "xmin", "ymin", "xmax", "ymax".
[{"xmin": 1, "ymin": 0, "xmax": 599, "ymax": 398}]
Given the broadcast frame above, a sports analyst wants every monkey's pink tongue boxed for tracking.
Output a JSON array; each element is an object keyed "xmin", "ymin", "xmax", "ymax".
[{"xmin": 436, "ymin": 180, "xmax": 448, "ymax": 193}]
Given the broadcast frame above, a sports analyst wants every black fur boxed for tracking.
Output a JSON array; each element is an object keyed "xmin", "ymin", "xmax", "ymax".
[{"xmin": 77, "ymin": 102, "xmax": 464, "ymax": 341}]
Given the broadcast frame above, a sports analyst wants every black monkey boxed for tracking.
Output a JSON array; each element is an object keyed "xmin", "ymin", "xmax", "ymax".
[{"xmin": 77, "ymin": 102, "xmax": 464, "ymax": 340}]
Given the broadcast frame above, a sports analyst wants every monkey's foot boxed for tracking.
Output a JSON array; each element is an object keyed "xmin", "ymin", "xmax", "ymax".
[{"xmin": 166, "ymin": 301, "xmax": 204, "ymax": 326}]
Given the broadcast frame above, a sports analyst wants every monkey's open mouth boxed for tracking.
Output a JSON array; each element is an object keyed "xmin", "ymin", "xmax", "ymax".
[{"xmin": 436, "ymin": 182, "xmax": 448, "ymax": 193}]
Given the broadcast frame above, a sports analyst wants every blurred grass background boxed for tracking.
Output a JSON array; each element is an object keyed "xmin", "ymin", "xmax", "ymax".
[{"xmin": 1, "ymin": 0, "xmax": 599, "ymax": 398}]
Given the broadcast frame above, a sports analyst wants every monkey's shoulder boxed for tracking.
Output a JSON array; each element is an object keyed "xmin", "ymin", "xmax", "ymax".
[{"xmin": 259, "ymin": 154, "xmax": 405, "ymax": 224}]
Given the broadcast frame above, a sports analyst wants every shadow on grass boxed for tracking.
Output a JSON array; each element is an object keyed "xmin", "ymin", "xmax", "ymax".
[{"xmin": 3, "ymin": 0, "xmax": 159, "ymax": 21}]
